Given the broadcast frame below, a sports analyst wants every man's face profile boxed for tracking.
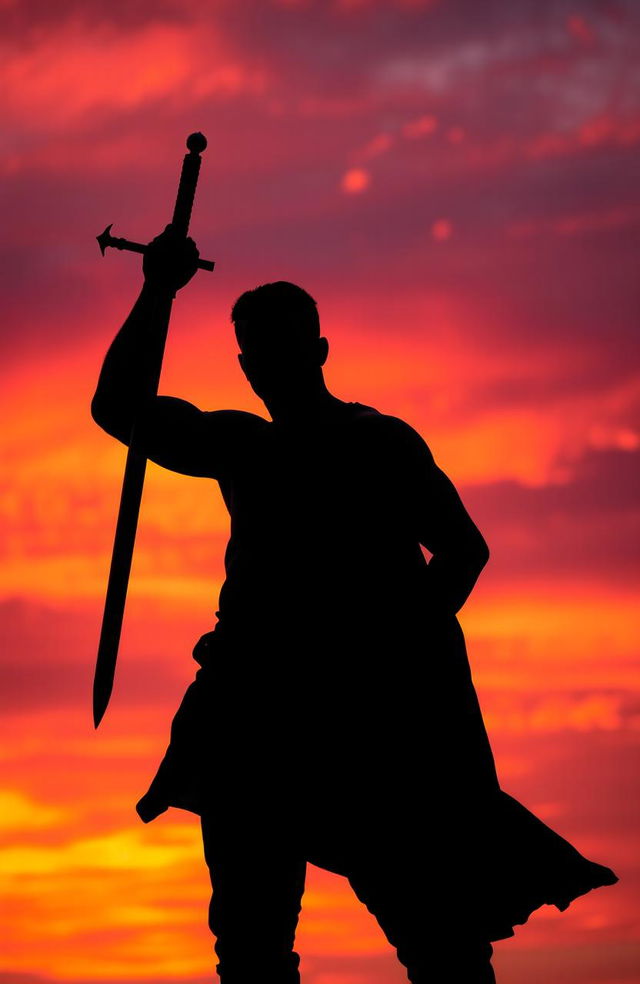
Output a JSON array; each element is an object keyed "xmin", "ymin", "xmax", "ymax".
[{"xmin": 235, "ymin": 317, "xmax": 328, "ymax": 402}]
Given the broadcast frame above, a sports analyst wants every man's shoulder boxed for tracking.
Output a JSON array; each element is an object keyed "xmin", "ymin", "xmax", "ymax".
[
  {"xmin": 351, "ymin": 405, "xmax": 436, "ymax": 465},
  {"xmin": 351, "ymin": 405, "xmax": 425, "ymax": 442}
]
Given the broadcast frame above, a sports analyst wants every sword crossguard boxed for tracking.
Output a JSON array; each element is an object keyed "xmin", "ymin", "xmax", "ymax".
[
  {"xmin": 97, "ymin": 223, "xmax": 115, "ymax": 256},
  {"xmin": 96, "ymin": 223, "xmax": 215, "ymax": 272}
]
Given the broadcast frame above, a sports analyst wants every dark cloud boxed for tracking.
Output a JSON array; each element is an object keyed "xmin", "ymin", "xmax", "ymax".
[
  {"xmin": 493, "ymin": 724, "xmax": 640, "ymax": 838},
  {"xmin": 0, "ymin": 598, "xmax": 200, "ymax": 714},
  {"xmin": 1, "ymin": 0, "xmax": 191, "ymax": 37},
  {"xmin": 463, "ymin": 446, "xmax": 640, "ymax": 583}
]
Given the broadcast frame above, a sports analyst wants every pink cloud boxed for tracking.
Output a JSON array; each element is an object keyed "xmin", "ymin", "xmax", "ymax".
[
  {"xmin": 1, "ymin": 20, "xmax": 267, "ymax": 133},
  {"xmin": 401, "ymin": 113, "xmax": 438, "ymax": 138},
  {"xmin": 566, "ymin": 14, "xmax": 597, "ymax": 46}
]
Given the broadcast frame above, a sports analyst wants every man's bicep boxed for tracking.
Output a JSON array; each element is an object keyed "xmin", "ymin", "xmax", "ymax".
[{"xmin": 133, "ymin": 397, "xmax": 220, "ymax": 477}]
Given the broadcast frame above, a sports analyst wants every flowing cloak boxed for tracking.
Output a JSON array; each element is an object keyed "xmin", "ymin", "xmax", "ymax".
[{"xmin": 136, "ymin": 400, "xmax": 617, "ymax": 942}]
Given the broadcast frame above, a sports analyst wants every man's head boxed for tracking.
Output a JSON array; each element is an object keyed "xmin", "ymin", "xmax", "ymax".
[{"xmin": 231, "ymin": 281, "xmax": 329, "ymax": 403}]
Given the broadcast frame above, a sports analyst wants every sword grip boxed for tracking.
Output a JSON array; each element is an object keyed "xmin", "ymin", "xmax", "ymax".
[{"xmin": 172, "ymin": 133, "xmax": 207, "ymax": 237}]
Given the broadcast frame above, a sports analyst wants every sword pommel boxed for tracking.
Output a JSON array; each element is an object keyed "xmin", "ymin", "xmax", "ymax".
[{"xmin": 187, "ymin": 132, "xmax": 207, "ymax": 154}]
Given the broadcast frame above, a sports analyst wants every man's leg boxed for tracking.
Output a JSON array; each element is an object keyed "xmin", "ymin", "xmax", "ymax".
[
  {"xmin": 201, "ymin": 811, "xmax": 307, "ymax": 984},
  {"xmin": 346, "ymin": 854, "xmax": 496, "ymax": 984}
]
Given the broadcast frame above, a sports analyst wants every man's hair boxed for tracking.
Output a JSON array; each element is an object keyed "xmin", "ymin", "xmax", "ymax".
[{"xmin": 231, "ymin": 281, "xmax": 320, "ymax": 345}]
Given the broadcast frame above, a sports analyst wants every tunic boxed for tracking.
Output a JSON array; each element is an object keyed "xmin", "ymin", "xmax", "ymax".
[{"xmin": 136, "ymin": 400, "xmax": 618, "ymax": 942}]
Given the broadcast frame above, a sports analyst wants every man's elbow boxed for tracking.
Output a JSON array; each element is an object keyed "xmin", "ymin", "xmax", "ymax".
[
  {"xmin": 460, "ymin": 532, "xmax": 489, "ymax": 575},
  {"xmin": 91, "ymin": 394, "xmax": 127, "ymax": 443},
  {"xmin": 91, "ymin": 393, "xmax": 112, "ymax": 432},
  {"xmin": 474, "ymin": 535, "xmax": 490, "ymax": 570}
]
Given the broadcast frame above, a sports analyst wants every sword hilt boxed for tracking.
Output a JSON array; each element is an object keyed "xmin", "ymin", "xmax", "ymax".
[
  {"xmin": 96, "ymin": 132, "xmax": 215, "ymax": 271},
  {"xmin": 172, "ymin": 132, "xmax": 207, "ymax": 236}
]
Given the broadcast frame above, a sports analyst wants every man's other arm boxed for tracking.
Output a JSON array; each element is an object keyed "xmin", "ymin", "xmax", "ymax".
[
  {"xmin": 393, "ymin": 419, "xmax": 490, "ymax": 615},
  {"xmin": 420, "ymin": 460, "xmax": 490, "ymax": 615}
]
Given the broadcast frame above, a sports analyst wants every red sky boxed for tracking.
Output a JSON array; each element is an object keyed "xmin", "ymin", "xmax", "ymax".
[{"xmin": 1, "ymin": 1, "xmax": 639, "ymax": 983}]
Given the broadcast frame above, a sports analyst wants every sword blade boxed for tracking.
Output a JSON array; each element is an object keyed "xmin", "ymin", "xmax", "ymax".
[
  {"xmin": 93, "ymin": 445, "xmax": 147, "ymax": 727},
  {"xmin": 93, "ymin": 291, "xmax": 173, "ymax": 727}
]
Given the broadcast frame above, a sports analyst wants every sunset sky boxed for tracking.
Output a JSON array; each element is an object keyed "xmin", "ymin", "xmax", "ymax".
[{"xmin": 2, "ymin": 1, "xmax": 639, "ymax": 982}]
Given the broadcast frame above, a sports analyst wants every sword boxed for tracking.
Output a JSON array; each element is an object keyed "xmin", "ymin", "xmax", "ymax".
[{"xmin": 93, "ymin": 132, "xmax": 215, "ymax": 728}]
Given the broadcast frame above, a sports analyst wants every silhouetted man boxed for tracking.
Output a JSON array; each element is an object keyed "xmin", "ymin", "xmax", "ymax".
[{"xmin": 92, "ymin": 226, "xmax": 616, "ymax": 984}]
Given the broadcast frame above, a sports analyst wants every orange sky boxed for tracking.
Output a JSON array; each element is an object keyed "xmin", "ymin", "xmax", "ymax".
[{"xmin": 2, "ymin": 2, "xmax": 639, "ymax": 983}]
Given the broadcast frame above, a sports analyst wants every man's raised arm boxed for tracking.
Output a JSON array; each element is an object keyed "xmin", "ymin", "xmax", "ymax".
[{"xmin": 91, "ymin": 227, "xmax": 214, "ymax": 478}]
